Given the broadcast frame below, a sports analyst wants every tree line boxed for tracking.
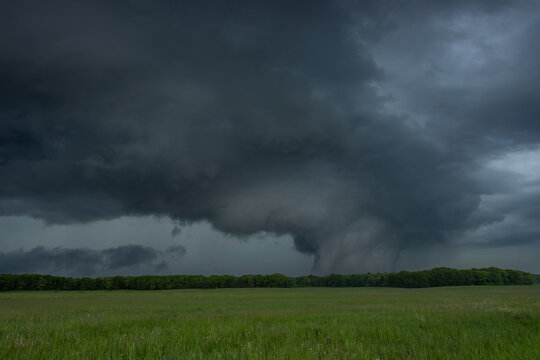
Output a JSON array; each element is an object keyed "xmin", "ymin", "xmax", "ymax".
[{"xmin": 0, "ymin": 267, "xmax": 536, "ymax": 291}]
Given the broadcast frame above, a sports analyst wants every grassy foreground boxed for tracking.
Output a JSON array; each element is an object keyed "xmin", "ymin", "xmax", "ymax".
[{"xmin": 1, "ymin": 286, "xmax": 539, "ymax": 359}]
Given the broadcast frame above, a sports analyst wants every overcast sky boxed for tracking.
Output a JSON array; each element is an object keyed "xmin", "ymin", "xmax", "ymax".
[{"xmin": 1, "ymin": 0, "xmax": 540, "ymax": 277}]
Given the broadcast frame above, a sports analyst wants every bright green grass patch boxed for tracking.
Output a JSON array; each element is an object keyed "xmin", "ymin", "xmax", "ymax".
[{"xmin": 1, "ymin": 286, "xmax": 539, "ymax": 359}]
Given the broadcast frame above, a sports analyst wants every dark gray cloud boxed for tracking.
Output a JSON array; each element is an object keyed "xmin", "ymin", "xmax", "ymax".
[
  {"xmin": 166, "ymin": 245, "xmax": 187, "ymax": 258},
  {"xmin": 171, "ymin": 226, "xmax": 181, "ymax": 238},
  {"xmin": 102, "ymin": 244, "xmax": 158, "ymax": 270},
  {"xmin": 1, "ymin": 0, "xmax": 539, "ymax": 274},
  {"xmin": 0, "ymin": 244, "xmax": 185, "ymax": 276}
]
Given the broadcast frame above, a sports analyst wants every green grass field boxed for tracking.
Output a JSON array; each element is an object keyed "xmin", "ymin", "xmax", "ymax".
[{"xmin": 1, "ymin": 286, "xmax": 539, "ymax": 359}]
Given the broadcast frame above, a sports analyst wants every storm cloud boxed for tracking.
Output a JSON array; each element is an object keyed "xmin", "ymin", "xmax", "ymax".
[
  {"xmin": 0, "ymin": 244, "xmax": 185, "ymax": 276},
  {"xmin": 1, "ymin": 0, "xmax": 540, "ymax": 274}
]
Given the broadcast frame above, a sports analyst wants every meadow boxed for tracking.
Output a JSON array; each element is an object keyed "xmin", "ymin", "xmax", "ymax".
[{"xmin": 1, "ymin": 286, "xmax": 539, "ymax": 359}]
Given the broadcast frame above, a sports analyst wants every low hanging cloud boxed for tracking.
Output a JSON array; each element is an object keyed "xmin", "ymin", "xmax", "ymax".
[
  {"xmin": 0, "ymin": 244, "xmax": 186, "ymax": 276},
  {"xmin": 1, "ymin": 1, "xmax": 540, "ymax": 274}
]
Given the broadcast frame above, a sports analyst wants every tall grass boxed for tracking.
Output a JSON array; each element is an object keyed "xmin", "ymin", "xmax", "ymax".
[{"xmin": 1, "ymin": 286, "xmax": 539, "ymax": 359}]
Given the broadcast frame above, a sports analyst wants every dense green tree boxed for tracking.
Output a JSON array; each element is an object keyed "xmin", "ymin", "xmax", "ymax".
[{"xmin": 0, "ymin": 267, "xmax": 535, "ymax": 291}]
